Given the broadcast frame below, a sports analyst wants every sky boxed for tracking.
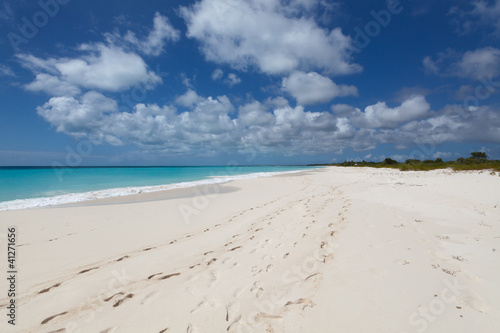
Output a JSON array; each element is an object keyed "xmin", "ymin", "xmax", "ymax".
[{"xmin": 0, "ymin": 0, "xmax": 499, "ymax": 166}]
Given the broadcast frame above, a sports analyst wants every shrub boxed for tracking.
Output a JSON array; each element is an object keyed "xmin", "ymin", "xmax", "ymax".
[
  {"xmin": 470, "ymin": 151, "xmax": 487, "ymax": 160},
  {"xmin": 383, "ymin": 158, "xmax": 398, "ymax": 165}
]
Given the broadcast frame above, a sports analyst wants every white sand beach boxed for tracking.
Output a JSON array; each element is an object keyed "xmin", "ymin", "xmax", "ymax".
[{"xmin": 0, "ymin": 167, "xmax": 499, "ymax": 332}]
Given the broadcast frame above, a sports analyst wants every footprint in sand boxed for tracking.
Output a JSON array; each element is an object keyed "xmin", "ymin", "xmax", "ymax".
[
  {"xmin": 141, "ymin": 291, "xmax": 161, "ymax": 305},
  {"xmin": 78, "ymin": 267, "xmax": 99, "ymax": 274},
  {"xmin": 225, "ymin": 302, "xmax": 241, "ymax": 322},
  {"xmin": 250, "ymin": 281, "xmax": 264, "ymax": 298},
  {"xmin": 190, "ymin": 300, "xmax": 207, "ymax": 313},
  {"xmin": 99, "ymin": 328, "xmax": 117, "ymax": 333},
  {"xmin": 147, "ymin": 273, "xmax": 163, "ymax": 280},
  {"xmin": 233, "ymin": 287, "xmax": 246, "ymax": 297},
  {"xmin": 38, "ymin": 282, "xmax": 61, "ymax": 294},
  {"xmin": 104, "ymin": 292, "xmax": 124, "ymax": 302},
  {"xmin": 191, "ymin": 296, "xmax": 219, "ymax": 313},
  {"xmin": 187, "ymin": 324, "xmax": 199, "ymax": 333},
  {"xmin": 227, "ymin": 315, "xmax": 246, "ymax": 332},
  {"xmin": 159, "ymin": 273, "xmax": 181, "ymax": 280},
  {"xmin": 41, "ymin": 312, "xmax": 67, "ymax": 325},
  {"xmin": 208, "ymin": 270, "xmax": 220, "ymax": 288},
  {"xmin": 113, "ymin": 293, "xmax": 134, "ymax": 307}
]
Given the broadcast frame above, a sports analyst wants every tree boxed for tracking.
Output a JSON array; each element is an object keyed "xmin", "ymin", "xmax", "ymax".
[
  {"xmin": 383, "ymin": 158, "xmax": 398, "ymax": 165},
  {"xmin": 470, "ymin": 151, "xmax": 487, "ymax": 160}
]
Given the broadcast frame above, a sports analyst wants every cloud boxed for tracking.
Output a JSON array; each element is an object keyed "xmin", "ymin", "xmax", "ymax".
[
  {"xmin": 18, "ymin": 43, "xmax": 161, "ymax": 95},
  {"xmin": 211, "ymin": 68, "xmax": 224, "ymax": 80},
  {"xmin": 398, "ymin": 105, "xmax": 500, "ymax": 146},
  {"xmin": 37, "ymin": 91, "xmax": 118, "ymax": 138},
  {"xmin": 35, "ymin": 87, "xmax": 500, "ymax": 157},
  {"xmin": 180, "ymin": 0, "xmax": 361, "ymax": 75},
  {"xmin": 211, "ymin": 69, "xmax": 241, "ymax": 86},
  {"xmin": 0, "ymin": 2, "xmax": 14, "ymax": 24},
  {"xmin": 333, "ymin": 95, "xmax": 432, "ymax": 129},
  {"xmin": 361, "ymin": 95, "xmax": 432, "ymax": 128},
  {"xmin": 35, "ymin": 90, "xmax": 352, "ymax": 154},
  {"xmin": 469, "ymin": 0, "xmax": 500, "ymax": 35},
  {"xmin": 110, "ymin": 12, "xmax": 180, "ymax": 56},
  {"xmin": 25, "ymin": 74, "xmax": 81, "ymax": 96},
  {"xmin": 282, "ymin": 71, "xmax": 358, "ymax": 105},
  {"xmin": 422, "ymin": 56, "xmax": 440, "ymax": 75},
  {"xmin": 423, "ymin": 47, "xmax": 500, "ymax": 79},
  {"xmin": 175, "ymin": 89, "xmax": 204, "ymax": 107},
  {"xmin": 238, "ymin": 101, "xmax": 275, "ymax": 127},
  {"xmin": 393, "ymin": 86, "xmax": 432, "ymax": 103},
  {"xmin": 226, "ymin": 73, "xmax": 241, "ymax": 87},
  {"xmin": 0, "ymin": 64, "xmax": 15, "ymax": 77},
  {"xmin": 449, "ymin": 0, "xmax": 500, "ymax": 36},
  {"xmin": 18, "ymin": 14, "xmax": 173, "ymax": 96},
  {"xmin": 455, "ymin": 47, "xmax": 500, "ymax": 79}
]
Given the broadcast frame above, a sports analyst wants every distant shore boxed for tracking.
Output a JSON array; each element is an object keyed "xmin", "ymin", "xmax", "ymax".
[{"xmin": 0, "ymin": 167, "xmax": 499, "ymax": 332}]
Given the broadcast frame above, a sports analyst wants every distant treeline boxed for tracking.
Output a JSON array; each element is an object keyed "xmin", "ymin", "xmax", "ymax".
[{"xmin": 310, "ymin": 152, "xmax": 500, "ymax": 172}]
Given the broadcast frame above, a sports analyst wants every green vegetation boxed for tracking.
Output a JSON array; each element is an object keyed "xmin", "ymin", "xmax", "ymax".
[{"xmin": 313, "ymin": 151, "xmax": 500, "ymax": 172}]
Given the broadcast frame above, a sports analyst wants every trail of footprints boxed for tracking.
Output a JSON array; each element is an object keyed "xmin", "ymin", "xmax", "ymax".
[
  {"xmin": 179, "ymin": 183, "xmax": 351, "ymax": 331},
  {"xmin": 35, "ymin": 179, "xmax": 353, "ymax": 332}
]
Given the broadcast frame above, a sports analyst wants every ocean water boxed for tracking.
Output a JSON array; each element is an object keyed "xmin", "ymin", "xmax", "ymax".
[{"xmin": 0, "ymin": 166, "xmax": 317, "ymax": 211}]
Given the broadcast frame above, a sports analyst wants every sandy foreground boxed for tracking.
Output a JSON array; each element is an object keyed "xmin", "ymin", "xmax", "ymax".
[{"xmin": 0, "ymin": 167, "xmax": 499, "ymax": 333}]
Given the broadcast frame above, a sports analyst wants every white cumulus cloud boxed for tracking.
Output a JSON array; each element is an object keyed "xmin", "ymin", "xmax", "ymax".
[
  {"xmin": 18, "ymin": 44, "xmax": 161, "ymax": 95},
  {"xmin": 112, "ymin": 12, "xmax": 180, "ymax": 56},
  {"xmin": 24, "ymin": 73, "xmax": 81, "ymax": 96},
  {"xmin": 34, "ymin": 89, "xmax": 500, "ymax": 157},
  {"xmin": 282, "ymin": 71, "xmax": 358, "ymax": 105},
  {"xmin": 180, "ymin": 0, "xmax": 361, "ymax": 75},
  {"xmin": 423, "ymin": 47, "xmax": 500, "ymax": 79},
  {"xmin": 333, "ymin": 95, "xmax": 432, "ymax": 129},
  {"xmin": 18, "ymin": 14, "xmax": 173, "ymax": 96}
]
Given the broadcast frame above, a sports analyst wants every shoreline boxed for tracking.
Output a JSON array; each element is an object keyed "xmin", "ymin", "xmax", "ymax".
[
  {"xmin": 0, "ymin": 168, "xmax": 317, "ymax": 211},
  {"xmin": 0, "ymin": 167, "xmax": 499, "ymax": 332}
]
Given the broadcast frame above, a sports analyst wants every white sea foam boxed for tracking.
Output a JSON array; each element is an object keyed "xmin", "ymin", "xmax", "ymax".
[{"xmin": 0, "ymin": 170, "xmax": 306, "ymax": 211}]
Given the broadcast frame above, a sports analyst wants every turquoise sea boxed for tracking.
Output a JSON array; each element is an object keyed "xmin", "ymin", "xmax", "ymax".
[{"xmin": 0, "ymin": 166, "xmax": 317, "ymax": 210}]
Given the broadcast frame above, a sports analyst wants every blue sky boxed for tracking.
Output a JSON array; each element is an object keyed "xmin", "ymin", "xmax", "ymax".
[{"xmin": 0, "ymin": 0, "xmax": 499, "ymax": 166}]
